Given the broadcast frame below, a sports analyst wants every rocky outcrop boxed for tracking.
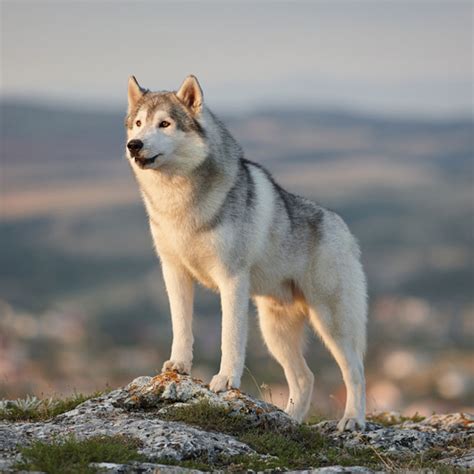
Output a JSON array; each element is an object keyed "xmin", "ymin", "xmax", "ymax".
[
  {"xmin": 316, "ymin": 413, "xmax": 473, "ymax": 469},
  {"xmin": 0, "ymin": 373, "xmax": 472, "ymax": 472}
]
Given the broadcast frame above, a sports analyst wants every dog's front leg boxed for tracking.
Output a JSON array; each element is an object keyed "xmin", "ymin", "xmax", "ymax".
[
  {"xmin": 161, "ymin": 259, "xmax": 194, "ymax": 375},
  {"xmin": 210, "ymin": 272, "xmax": 250, "ymax": 392}
]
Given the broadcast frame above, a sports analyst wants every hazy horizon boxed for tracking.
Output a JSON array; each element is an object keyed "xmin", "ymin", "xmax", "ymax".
[{"xmin": 1, "ymin": 1, "xmax": 472, "ymax": 118}]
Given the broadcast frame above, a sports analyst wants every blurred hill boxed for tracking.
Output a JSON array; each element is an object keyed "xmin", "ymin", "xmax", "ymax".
[{"xmin": 0, "ymin": 101, "xmax": 472, "ymax": 417}]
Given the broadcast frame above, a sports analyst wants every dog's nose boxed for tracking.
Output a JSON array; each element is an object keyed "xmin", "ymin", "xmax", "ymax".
[{"xmin": 127, "ymin": 139, "xmax": 143, "ymax": 152}]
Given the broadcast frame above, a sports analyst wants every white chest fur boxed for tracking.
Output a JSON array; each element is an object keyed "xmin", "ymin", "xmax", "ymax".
[{"xmin": 149, "ymin": 216, "xmax": 220, "ymax": 289}]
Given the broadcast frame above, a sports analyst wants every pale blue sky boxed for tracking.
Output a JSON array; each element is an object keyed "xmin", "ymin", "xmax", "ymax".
[{"xmin": 1, "ymin": 0, "xmax": 472, "ymax": 116}]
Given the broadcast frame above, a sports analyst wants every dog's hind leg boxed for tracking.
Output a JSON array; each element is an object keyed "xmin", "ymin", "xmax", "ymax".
[
  {"xmin": 308, "ymin": 296, "xmax": 366, "ymax": 432},
  {"xmin": 255, "ymin": 297, "xmax": 314, "ymax": 422}
]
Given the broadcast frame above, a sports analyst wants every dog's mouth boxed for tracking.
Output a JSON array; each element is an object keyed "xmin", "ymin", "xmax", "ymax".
[{"xmin": 133, "ymin": 153, "xmax": 163, "ymax": 169}]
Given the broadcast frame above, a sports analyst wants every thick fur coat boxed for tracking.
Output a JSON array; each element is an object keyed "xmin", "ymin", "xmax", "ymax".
[{"xmin": 125, "ymin": 75, "xmax": 368, "ymax": 431}]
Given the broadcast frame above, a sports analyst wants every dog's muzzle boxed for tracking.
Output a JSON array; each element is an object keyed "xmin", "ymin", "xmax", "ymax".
[
  {"xmin": 126, "ymin": 140, "xmax": 162, "ymax": 168},
  {"xmin": 133, "ymin": 153, "xmax": 163, "ymax": 169}
]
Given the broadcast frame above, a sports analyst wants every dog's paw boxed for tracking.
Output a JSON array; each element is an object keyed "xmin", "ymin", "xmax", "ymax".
[
  {"xmin": 161, "ymin": 359, "xmax": 191, "ymax": 375},
  {"xmin": 337, "ymin": 416, "xmax": 366, "ymax": 432},
  {"xmin": 284, "ymin": 404, "xmax": 305, "ymax": 423},
  {"xmin": 209, "ymin": 373, "xmax": 240, "ymax": 392}
]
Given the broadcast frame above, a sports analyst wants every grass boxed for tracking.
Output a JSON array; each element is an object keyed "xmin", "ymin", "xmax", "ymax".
[
  {"xmin": 0, "ymin": 391, "xmax": 104, "ymax": 422},
  {"xmin": 159, "ymin": 400, "xmax": 383, "ymax": 471},
  {"xmin": 14, "ymin": 435, "xmax": 147, "ymax": 474},
  {"xmin": 305, "ymin": 412, "xmax": 325, "ymax": 425}
]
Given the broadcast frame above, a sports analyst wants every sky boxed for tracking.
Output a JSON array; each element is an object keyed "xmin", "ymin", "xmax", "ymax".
[{"xmin": 1, "ymin": 0, "xmax": 472, "ymax": 117}]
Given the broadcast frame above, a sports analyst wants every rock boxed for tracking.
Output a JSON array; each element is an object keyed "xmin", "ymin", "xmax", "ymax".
[
  {"xmin": 0, "ymin": 374, "xmax": 472, "ymax": 472},
  {"xmin": 313, "ymin": 412, "xmax": 473, "ymax": 469},
  {"xmin": 117, "ymin": 372, "xmax": 295, "ymax": 430},
  {"xmin": 90, "ymin": 461, "xmax": 206, "ymax": 473},
  {"xmin": 442, "ymin": 448, "xmax": 474, "ymax": 469},
  {"xmin": 316, "ymin": 420, "xmax": 445, "ymax": 453},
  {"xmin": 0, "ymin": 373, "xmax": 289, "ymax": 472},
  {"xmin": 1, "ymin": 405, "xmax": 254, "ymax": 464},
  {"xmin": 304, "ymin": 468, "xmax": 379, "ymax": 474},
  {"xmin": 90, "ymin": 462, "xmax": 380, "ymax": 474},
  {"xmin": 407, "ymin": 412, "xmax": 473, "ymax": 432}
]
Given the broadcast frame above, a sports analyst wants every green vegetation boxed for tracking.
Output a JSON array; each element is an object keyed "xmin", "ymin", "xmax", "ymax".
[
  {"xmin": 14, "ymin": 435, "xmax": 146, "ymax": 474},
  {"xmin": 159, "ymin": 400, "xmax": 384, "ymax": 471},
  {"xmin": 0, "ymin": 392, "xmax": 103, "ymax": 422},
  {"xmin": 305, "ymin": 412, "xmax": 325, "ymax": 425},
  {"xmin": 161, "ymin": 399, "xmax": 254, "ymax": 432}
]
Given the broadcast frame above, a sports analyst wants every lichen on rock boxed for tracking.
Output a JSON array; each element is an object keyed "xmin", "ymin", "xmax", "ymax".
[{"xmin": 116, "ymin": 372, "xmax": 295, "ymax": 430}]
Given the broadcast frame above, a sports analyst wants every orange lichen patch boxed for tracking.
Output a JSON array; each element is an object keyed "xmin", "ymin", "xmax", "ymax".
[
  {"xmin": 150, "ymin": 371, "xmax": 208, "ymax": 387},
  {"xmin": 151, "ymin": 371, "xmax": 182, "ymax": 385},
  {"xmin": 459, "ymin": 413, "xmax": 473, "ymax": 427},
  {"xmin": 224, "ymin": 389, "xmax": 244, "ymax": 400}
]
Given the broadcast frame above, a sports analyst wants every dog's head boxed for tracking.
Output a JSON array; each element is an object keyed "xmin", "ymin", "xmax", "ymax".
[{"xmin": 125, "ymin": 75, "xmax": 208, "ymax": 172}]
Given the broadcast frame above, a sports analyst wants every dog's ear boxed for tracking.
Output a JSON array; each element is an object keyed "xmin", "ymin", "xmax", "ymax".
[
  {"xmin": 128, "ymin": 76, "xmax": 146, "ymax": 112},
  {"xmin": 176, "ymin": 75, "xmax": 203, "ymax": 114}
]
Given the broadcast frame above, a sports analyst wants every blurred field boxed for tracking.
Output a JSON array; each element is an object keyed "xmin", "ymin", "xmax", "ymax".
[{"xmin": 0, "ymin": 101, "xmax": 472, "ymax": 418}]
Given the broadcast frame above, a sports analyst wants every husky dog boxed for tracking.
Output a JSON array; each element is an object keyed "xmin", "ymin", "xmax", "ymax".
[{"xmin": 125, "ymin": 75, "xmax": 367, "ymax": 431}]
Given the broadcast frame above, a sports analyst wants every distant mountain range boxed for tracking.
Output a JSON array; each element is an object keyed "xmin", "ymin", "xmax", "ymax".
[{"xmin": 1, "ymin": 100, "xmax": 472, "ymax": 169}]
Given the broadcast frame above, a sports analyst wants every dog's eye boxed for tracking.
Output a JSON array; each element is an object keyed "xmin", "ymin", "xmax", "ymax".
[
  {"xmin": 159, "ymin": 121, "xmax": 170, "ymax": 128},
  {"xmin": 135, "ymin": 120, "xmax": 141, "ymax": 127}
]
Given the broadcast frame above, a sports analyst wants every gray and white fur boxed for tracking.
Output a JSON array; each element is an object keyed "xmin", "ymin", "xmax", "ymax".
[{"xmin": 125, "ymin": 75, "xmax": 367, "ymax": 431}]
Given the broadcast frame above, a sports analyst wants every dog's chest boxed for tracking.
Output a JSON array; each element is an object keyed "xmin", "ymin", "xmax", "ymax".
[{"xmin": 150, "ymin": 220, "xmax": 220, "ymax": 291}]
